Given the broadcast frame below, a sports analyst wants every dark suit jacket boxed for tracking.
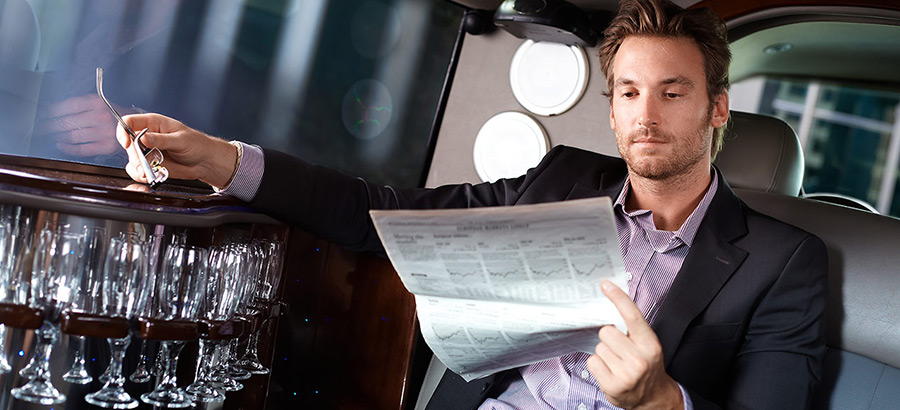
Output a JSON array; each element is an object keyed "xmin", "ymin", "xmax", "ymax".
[{"xmin": 252, "ymin": 145, "xmax": 827, "ymax": 410}]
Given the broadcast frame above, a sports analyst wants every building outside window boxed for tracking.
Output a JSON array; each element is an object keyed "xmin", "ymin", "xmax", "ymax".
[{"xmin": 732, "ymin": 77, "xmax": 900, "ymax": 216}]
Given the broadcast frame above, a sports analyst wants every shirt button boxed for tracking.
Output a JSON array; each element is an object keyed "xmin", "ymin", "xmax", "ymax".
[
  {"xmin": 577, "ymin": 404, "xmax": 587, "ymax": 410},
  {"xmin": 581, "ymin": 369, "xmax": 590, "ymax": 379},
  {"xmin": 625, "ymin": 271, "xmax": 633, "ymax": 280}
]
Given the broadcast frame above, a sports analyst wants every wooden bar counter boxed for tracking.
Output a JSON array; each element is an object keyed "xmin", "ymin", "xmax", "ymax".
[{"xmin": 0, "ymin": 154, "xmax": 420, "ymax": 409}]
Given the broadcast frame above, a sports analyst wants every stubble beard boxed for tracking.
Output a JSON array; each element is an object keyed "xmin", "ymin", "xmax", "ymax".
[{"xmin": 616, "ymin": 119, "xmax": 712, "ymax": 182}]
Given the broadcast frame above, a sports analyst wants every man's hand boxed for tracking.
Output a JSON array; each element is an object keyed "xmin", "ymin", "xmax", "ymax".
[
  {"xmin": 34, "ymin": 94, "xmax": 125, "ymax": 156},
  {"xmin": 586, "ymin": 280, "xmax": 684, "ymax": 410},
  {"xmin": 116, "ymin": 113, "xmax": 237, "ymax": 188}
]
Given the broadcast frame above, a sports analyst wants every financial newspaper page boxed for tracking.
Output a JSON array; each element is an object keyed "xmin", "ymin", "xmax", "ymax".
[{"xmin": 370, "ymin": 197, "xmax": 629, "ymax": 381}]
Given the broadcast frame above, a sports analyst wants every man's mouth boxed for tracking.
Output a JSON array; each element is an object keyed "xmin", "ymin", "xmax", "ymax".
[
  {"xmin": 629, "ymin": 129, "xmax": 670, "ymax": 145},
  {"xmin": 633, "ymin": 137, "xmax": 665, "ymax": 144}
]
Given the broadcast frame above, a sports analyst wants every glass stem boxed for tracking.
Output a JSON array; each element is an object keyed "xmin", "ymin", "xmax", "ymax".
[
  {"xmin": 31, "ymin": 323, "xmax": 58, "ymax": 383},
  {"xmin": 194, "ymin": 339, "xmax": 214, "ymax": 382},
  {"xmin": 69, "ymin": 335, "xmax": 87, "ymax": 368},
  {"xmin": 63, "ymin": 335, "xmax": 92, "ymax": 383},
  {"xmin": 0, "ymin": 324, "xmax": 11, "ymax": 373},
  {"xmin": 102, "ymin": 336, "xmax": 130, "ymax": 390},
  {"xmin": 242, "ymin": 330, "xmax": 260, "ymax": 361},
  {"xmin": 129, "ymin": 338, "xmax": 152, "ymax": 383},
  {"xmin": 158, "ymin": 341, "xmax": 186, "ymax": 390}
]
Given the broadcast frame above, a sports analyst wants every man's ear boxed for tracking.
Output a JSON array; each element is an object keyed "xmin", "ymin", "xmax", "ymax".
[
  {"xmin": 711, "ymin": 91, "xmax": 729, "ymax": 128},
  {"xmin": 609, "ymin": 105, "xmax": 617, "ymax": 130}
]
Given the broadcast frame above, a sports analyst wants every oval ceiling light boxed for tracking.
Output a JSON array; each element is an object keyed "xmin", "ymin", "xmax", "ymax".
[
  {"xmin": 510, "ymin": 39, "xmax": 589, "ymax": 116},
  {"xmin": 473, "ymin": 111, "xmax": 549, "ymax": 183}
]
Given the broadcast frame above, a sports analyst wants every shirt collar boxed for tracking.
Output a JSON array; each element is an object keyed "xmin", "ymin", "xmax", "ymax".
[{"xmin": 613, "ymin": 168, "xmax": 719, "ymax": 247}]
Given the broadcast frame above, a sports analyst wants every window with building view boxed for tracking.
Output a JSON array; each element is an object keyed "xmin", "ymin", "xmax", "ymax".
[
  {"xmin": 0, "ymin": 0, "xmax": 461, "ymax": 188},
  {"xmin": 732, "ymin": 77, "xmax": 900, "ymax": 217}
]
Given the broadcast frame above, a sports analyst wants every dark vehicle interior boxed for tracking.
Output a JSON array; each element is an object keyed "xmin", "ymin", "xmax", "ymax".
[{"xmin": 0, "ymin": 0, "xmax": 899, "ymax": 409}]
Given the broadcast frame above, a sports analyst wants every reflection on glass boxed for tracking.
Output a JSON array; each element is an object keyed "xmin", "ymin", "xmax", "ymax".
[{"xmin": 0, "ymin": 0, "xmax": 459, "ymax": 188}]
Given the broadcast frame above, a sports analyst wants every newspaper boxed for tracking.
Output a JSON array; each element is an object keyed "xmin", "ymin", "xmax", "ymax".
[{"xmin": 370, "ymin": 197, "xmax": 629, "ymax": 381}]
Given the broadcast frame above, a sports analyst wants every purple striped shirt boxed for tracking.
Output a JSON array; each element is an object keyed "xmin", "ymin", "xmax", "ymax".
[
  {"xmin": 481, "ymin": 171, "xmax": 718, "ymax": 410},
  {"xmin": 218, "ymin": 142, "xmax": 264, "ymax": 202}
]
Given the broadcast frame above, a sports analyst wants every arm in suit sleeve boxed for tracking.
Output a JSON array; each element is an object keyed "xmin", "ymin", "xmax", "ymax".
[
  {"xmin": 689, "ymin": 234, "xmax": 828, "ymax": 410},
  {"xmin": 248, "ymin": 147, "xmax": 568, "ymax": 253}
]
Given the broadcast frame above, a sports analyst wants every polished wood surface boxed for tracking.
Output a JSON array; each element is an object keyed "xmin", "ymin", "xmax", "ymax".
[
  {"xmin": 0, "ymin": 154, "xmax": 279, "ymax": 226},
  {"xmin": 265, "ymin": 229, "xmax": 420, "ymax": 409},
  {"xmin": 0, "ymin": 303, "xmax": 43, "ymax": 329},
  {"xmin": 199, "ymin": 319, "xmax": 246, "ymax": 340},
  {"xmin": 59, "ymin": 311, "xmax": 129, "ymax": 339},
  {"xmin": 137, "ymin": 318, "xmax": 200, "ymax": 341}
]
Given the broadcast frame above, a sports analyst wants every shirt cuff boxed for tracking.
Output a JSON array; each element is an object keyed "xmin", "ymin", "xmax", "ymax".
[
  {"xmin": 217, "ymin": 142, "xmax": 264, "ymax": 202},
  {"xmin": 678, "ymin": 382, "xmax": 694, "ymax": 410}
]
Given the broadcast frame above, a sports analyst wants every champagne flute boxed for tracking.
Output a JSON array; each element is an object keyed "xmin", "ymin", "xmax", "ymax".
[
  {"xmin": 129, "ymin": 231, "xmax": 165, "ymax": 384},
  {"xmin": 62, "ymin": 225, "xmax": 109, "ymax": 385},
  {"xmin": 238, "ymin": 239, "xmax": 285, "ymax": 375},
  {"xmin": 210, "ymin": 241, "xmax": 259, "ymax": 390},
  {"xmin": 0, "ymin": 221, "xmax": 12, "ymax": 374},
  {"xmin": 226, "ymin": 241, "xmax": 262, "ymax": 381},
  {"xmin": 0, "ymin": 212, "xmax": 38, "ymax": 375},
  {"xmin": 186, "ymin": 243, "xmax": 245, "ymax": 402},
  {"xmin": 140, "ymin": 243, "xmax": 207, "ymax": 408},
  {"xmin": 83, "ymin": 235, "xmax": 149, "ymax": 409},
  {"xmin": 11, "ymin": 228, "xmax": 86, "ymax": 405}
]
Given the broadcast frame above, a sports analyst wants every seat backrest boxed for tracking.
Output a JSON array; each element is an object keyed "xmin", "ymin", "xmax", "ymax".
[
  {"xmin": 735, "ymin": 189, "xmax": 900, "ymax": 409},
  {"xmin": 715, "ymin": 111, "xmax": 805, "ymax": 196}
]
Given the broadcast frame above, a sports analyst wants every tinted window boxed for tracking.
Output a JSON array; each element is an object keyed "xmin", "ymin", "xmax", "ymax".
[
  {"xmin": 0, "ymin": 0, "xmax": 461, "ymax": 187},
  {"xmin": 733, "ymin": 77, "xmax": 900, "ymax": 215}
]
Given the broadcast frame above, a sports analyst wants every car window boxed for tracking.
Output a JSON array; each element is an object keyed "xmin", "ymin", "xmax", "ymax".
[
  {"xmin": 729, "ymin": 19, "xmax": 900, "ymax": 217},
  {"xmin": 733, "ymin": 77, "xmax": 900, "ymax": 215},
  {"xmin": 0, "ymin": 0, "xmax": 461, "ymax": 187}
]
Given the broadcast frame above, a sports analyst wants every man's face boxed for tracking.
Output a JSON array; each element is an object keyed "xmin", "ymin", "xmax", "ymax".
[{"xmin": 609, "ymin": 36, "xmax": 727, "ymax": 181}]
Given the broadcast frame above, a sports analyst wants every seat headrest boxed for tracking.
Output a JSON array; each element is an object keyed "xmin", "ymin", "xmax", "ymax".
[{"xmin": 714, "ymin": 111, "xmax": 804, "ymax": 196}]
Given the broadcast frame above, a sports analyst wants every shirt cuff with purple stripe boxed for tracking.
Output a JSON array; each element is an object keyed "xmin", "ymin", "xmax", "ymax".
[{"xmin": 216, "ymin": 142, "xmax": 264, "ymax": 203}]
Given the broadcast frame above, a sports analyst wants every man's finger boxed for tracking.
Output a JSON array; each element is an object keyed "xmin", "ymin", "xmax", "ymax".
[
  {"xmin": 125, "ymin": 161, "xmax": 148, "ymax": 183},
  {"xmin": 594, "ymin": 333, "xmax": 629, "ymax": 373},
  {"xmin": 598, "ymin": 325, "xmax": 642, "ymax": 364},
  {"xmin": 36, "ymin": 95, "xmax": 93, "ymax": 119},
  {"xmin": 33, "ymin": 116, "xmax": 74, "ymax": 136},
  {"xmin": 123, "ymin": 112, "xmax": 184, "ymax": 134},
  {"xmin": 116, "ymin": 122, "xmax": 133, "ymax": 149},
  {"xmin": 601, "ymin": 280, "xmax": 653, "ymax": 339},
  {"xmin": 586, "ymin": 354, "xmax": 613, "ymax": 386}
]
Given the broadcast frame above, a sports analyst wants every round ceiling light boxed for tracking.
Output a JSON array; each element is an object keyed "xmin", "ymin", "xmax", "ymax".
[
  {"xmin": 473, "ymin": 111, "xmax": 549, "ymax": 183},
  {"xmin": 510, "ymin": 39, "xmax": 588, "ymax": 116}
]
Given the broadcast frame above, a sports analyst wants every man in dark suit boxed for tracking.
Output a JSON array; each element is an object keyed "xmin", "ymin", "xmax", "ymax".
[{"xmin": 117, "ymin": 0, "xmax": 827, "ymax": 408}]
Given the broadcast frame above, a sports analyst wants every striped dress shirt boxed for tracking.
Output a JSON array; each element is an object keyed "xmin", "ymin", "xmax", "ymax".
[
  {"xmin": 481, "ymin": 171, "xmax": 718, "ymax": 410},
  {"xmin": 218, "ymin": 142, "xmax": 264, "ymax": 202}
]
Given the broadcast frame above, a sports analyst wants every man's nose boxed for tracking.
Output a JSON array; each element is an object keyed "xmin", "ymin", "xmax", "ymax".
[{"xmin": 637, "ymin": 97, "xmax": 660, "ymax": 128}]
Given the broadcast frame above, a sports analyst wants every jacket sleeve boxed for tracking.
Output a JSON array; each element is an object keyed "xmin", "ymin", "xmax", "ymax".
[
  {"xmin": 249, "ymin": 147, "xmax": 567, "ymax": 253},
  {"xmin": 691, "ymin": 234, "xmax": 828, "ymax": 410}
]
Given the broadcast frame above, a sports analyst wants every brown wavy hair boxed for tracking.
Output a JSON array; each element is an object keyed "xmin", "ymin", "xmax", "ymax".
[{"xmin": 599, "ymin": 0, "xmax": 731, "ymax": 160}]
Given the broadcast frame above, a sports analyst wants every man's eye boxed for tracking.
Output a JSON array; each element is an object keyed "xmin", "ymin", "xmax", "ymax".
[
  {"xmin": 665, "ymin": 93, "xmax": 681, "ymax": 98},
  {"xmin": 621, "ymin": 92, "xmax": 636, "ymax": 98}
]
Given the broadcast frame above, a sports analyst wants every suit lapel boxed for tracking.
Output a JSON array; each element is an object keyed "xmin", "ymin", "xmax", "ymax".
[
  {"xmin": 651, "ymin": 174, "xmax": 750, "ymax": 367},
  {"xmin": 560, "ymin": 164, "xmax": 750, "ymax": 368}
]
